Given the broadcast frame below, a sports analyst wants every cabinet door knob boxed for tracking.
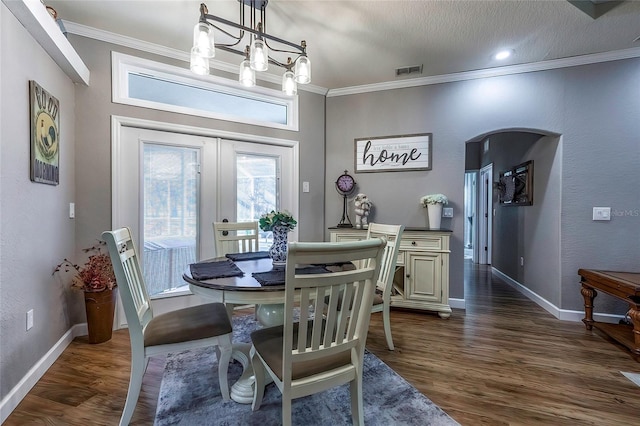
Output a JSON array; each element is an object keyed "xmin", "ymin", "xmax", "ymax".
[{"xmin": 406, "ymin": 273, "xmax": 410, "ymax": 278}]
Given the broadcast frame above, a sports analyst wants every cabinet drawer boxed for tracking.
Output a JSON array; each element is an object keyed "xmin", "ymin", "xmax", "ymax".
[
  {"xmin": 334, "ymin": 235, "xmax": 364, "ymax": 243},
  {"xmin": 400, "ymin": 237, "xmax": 442, "ymax": 250}
]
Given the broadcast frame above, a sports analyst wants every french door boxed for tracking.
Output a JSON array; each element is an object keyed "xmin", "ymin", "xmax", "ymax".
[
  {"xmin": 114, "ymin": 124, "xmax": 297, "ymax": 322},
  {"xmin": 117, "ymin": 127, "xmax": 217, "ymax": 299},
  {"xmin": 218, "ymin": 139, "xmax": 297, "ymax": 250}
]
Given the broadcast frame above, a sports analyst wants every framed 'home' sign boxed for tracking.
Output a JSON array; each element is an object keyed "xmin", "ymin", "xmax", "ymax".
[{"xmin": 354, "ymin": 133, "xmax": 431, "ymax": 173}]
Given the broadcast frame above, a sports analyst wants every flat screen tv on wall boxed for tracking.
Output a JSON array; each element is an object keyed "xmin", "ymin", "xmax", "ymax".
[{"xmin": 497, "ymin": 160, "xmax": 533, "ymax": 206}]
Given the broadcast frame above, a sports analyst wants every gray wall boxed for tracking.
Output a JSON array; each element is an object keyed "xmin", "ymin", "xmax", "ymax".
[
  {"xmin": 523, "ymin": 135, "xmax": 562, "ymax": 306},
  {"xmin": 465, "ymin": 141, "xmax": 481, "ymax": 170},
  {"xmin": 1, "ymin": 5, "xmax": 78, "ymax": 398},
  {"xmin": 68, "ymin": 34, "xmax": 327, "ymax": 253},
  {"xmin": 326, "ymin": 60, "xmax": 640, "ymax": 309}
]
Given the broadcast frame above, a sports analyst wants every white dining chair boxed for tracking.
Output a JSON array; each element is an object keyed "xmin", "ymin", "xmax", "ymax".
[
  {"xmin": 366, "ymin": 222, "xmax": 405, "ymax": 350},
  {"xmin": 213, "ymin": 220, "xmax": 262, "ymax": 316},
  {"xmin": 213, "ymin": 221, "xmax": 260, "ymax": 257},
  {"xmin": 102, "ymin": 227, "xmax": 233, "ymax": 426},
  {"xmin": 250, "ymin": 238, "xmax": 386, "ymax": 426}
]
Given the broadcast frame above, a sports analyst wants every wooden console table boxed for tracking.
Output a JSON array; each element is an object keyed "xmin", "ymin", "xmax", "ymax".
[{"xmin": 579, "ymin": 269, "xmax": 640, "ymax": 358}]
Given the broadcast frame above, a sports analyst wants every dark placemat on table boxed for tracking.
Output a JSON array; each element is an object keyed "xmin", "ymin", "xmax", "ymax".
[
  {"xmin": 189, "ymin": 259, "xmax": 244, "ymax": 280},
  {"xmin": 252, "ymin": 266, "xmax": 330, "ymax": 286},
  {"xmin": 225, "ymin": 251, "xmax": 270, "ymax": 261}
]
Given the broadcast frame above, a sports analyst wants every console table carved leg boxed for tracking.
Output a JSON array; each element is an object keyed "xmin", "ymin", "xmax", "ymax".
[
  {"xmin": 627, "ymin": 306, "xmax": 640, "ymax": 355},
  {"xmin": 581, "ymin": 285, "xmax": 596, "ymax": 330}
]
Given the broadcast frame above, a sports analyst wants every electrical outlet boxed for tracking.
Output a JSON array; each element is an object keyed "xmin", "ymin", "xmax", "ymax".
[
  {"xmin": 26, "ymin": 309, "xmax": 34, "ymax": 331},
  {"xmin": 302, "ymin": 181, "xmax": 310, "ymax": 193}
]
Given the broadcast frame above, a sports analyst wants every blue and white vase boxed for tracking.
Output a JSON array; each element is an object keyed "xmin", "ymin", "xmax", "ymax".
[{"xmin": 269, "ymin": 226, "xmax": 289, "ymax": 268}]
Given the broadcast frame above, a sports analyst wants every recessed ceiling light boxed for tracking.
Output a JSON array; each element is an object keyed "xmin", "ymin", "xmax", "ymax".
[{"xmin": 494, "ymin": 50, "xmax": 514, "ymax": 61}]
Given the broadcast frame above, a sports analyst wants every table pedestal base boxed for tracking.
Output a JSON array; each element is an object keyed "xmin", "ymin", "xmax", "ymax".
[
  {"xmin": 256, "ymin": 303, "xmax": 285, "ymax": 327},
  {"xmin": 229, "ymin": 342, "xmax": 255, "ymax": 404},
  {"xmin": 229, "ymin": 310, "xmax": 281, "ymax": 404}
]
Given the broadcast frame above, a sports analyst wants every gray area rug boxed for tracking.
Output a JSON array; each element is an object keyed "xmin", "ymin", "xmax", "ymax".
[{"xmin": 155, "ymin": 314, "xmax": 459, "ymax": 425}]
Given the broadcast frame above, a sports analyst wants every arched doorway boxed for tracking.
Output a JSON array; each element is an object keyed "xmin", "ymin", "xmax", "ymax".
[{"xmin": 463, "ymin": 129, "xmax": 563, "ymax": 309}]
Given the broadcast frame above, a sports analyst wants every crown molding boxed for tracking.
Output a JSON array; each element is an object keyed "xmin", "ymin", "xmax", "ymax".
[
  {"xmin": 327, "ymin": 47, "xmax": 640, "ymax": 97},
  {"xmin": 60, "ymin": 21, "xmax": 640, "ymax": 99},
  {"xmin": 61, "ymin": 21, "xmax": 328, "ymax": 96}
]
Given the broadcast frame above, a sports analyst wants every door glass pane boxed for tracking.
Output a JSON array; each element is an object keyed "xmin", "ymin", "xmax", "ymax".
[
  {"xmin": 143, "ymin": 144, "xmax": 198, "ymax": 297},
  {"xmin": 464, "ymin": 172, "xmax": 476, "ymax": 260},
  {"xmin": 236, "ymin": 154, "xmax": 277, "ymax": 250}
]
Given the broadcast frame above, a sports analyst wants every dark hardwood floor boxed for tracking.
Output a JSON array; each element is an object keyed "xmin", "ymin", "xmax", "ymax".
[{"xmin": 6, "ymin": 262, "xmax": 640, "ymax": 425}]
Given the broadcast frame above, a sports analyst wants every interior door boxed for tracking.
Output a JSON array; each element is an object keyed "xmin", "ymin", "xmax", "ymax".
[
  {"xmin": 464, "ymin": 171, "xmax": 478, "ymax": 263},
  {"xmin": 478, "ymin": 163, "xmax": 493, "ymax": 265}
]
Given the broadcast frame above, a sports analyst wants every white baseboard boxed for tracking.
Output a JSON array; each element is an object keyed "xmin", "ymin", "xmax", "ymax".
[
  {"xmin": 0, "ymin": 323, "xmax": 87, "ymax": 423},
  {"xmin": 449, "ymin": 298, "xmax": 465, "ymax": 310},
  {"xmin": 491, "ymin": 267, "xmax": 623, "ymax": 324}
]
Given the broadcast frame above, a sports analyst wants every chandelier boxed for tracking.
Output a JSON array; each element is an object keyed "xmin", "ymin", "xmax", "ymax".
[{"xmin": 190, "ymin": 1, "xmax": 311, "ymax": 96}]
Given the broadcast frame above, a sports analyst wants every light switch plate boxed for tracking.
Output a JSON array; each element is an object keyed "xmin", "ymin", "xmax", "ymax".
[
  {"xmin": 302, "ymin": 181, "xmax": 309, "ymax": 193},
  {"xmin": 27, "ymin": 309, "xmax": 34, "ymax": 331},
  {"xmin": 592, "ymin": 207, "xmax": 611, "ymax": 221},
  {"xmin": 442, "ymin": 207, "xmax": 453, "ymax": 218}
]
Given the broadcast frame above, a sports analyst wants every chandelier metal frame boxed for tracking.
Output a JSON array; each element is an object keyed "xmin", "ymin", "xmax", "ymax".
[{"xmin": 190, "ymin": 1, "xmax": 311, "ymax": 94}]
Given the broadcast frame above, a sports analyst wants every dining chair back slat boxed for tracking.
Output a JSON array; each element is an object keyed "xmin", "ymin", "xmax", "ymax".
[{"xmin": 213, "ymin": 221, "xmax": 260, "ymax": 256}]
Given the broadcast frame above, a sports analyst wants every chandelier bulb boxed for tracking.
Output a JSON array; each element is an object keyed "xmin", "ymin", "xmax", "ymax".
[
  {"xmin": 193, "ymin": 22, "xmax": 215, "ymax": 58},
  {"xmin": 250, "ymin": 38, "xmax": 269, "ymax": 72},
  {"xmin": 239, "ymin": 58, "xmax": 256, "ymax": 87},
  {"xmin": 294, "ymin": 54, "xmax": 311, "ymax": 84},
  {"xmin": 282, "ymin": 69, "xmax": 297, "ymax": 96},
  {"xmin": 190, "ymin": 47, "xmax": 210, "ymax": 75}
]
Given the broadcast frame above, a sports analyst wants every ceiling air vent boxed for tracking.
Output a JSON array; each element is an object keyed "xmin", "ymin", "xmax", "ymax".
[{"xmin": 395, "ymin": 65, "xmax": 423, "ymax": 77}]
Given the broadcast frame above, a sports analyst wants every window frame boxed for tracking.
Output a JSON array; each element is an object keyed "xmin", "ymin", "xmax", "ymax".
[{"xmin": 112, "ymin": 52, "xmax": 299, "ymax": 131}]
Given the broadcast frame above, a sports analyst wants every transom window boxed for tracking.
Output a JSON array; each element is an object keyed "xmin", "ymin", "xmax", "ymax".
[{"xmin": 112, "ymin": 52, "xmax": 298, "ymax": 131}]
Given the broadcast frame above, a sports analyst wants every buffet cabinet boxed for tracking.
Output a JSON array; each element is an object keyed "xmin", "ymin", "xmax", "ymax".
[{"xmin": 329, "ymin": 227, "xmax": 452, "ymax": 318}]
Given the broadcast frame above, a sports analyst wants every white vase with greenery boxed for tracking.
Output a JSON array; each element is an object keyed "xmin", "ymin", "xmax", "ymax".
[{"xmin": 420, "ymin": 194, "xmax": 448, "ymax": 230}]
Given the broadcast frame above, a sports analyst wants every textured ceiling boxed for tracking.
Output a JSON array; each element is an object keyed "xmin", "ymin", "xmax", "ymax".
[{"xmin": 45, "ymin": 0, "xmax": 640, "ymax": 90}]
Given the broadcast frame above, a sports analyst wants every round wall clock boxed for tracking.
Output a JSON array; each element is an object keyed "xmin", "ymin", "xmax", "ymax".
[{"xmin": 335, "ymin": 170, "xmax": 356, "ymax": 227}]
